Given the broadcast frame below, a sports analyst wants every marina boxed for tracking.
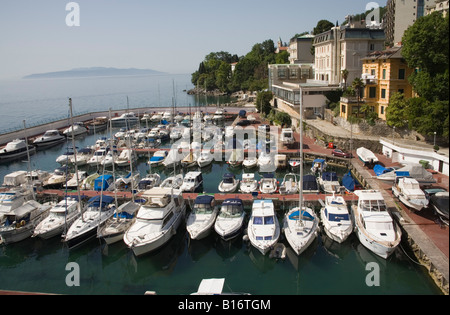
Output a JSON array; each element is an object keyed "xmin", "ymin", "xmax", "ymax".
[{"xmin": 0, "ymin": 104, "xmax": 447, "ymax": 295}]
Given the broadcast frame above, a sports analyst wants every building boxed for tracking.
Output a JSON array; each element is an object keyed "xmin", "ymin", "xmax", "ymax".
[
  {"xmin": 339, "ymin": 46, "xmax": 415, "ymax": 121},
  {"xmin": 384, "ymin": 0, "xmax": 433, "ymax": 46},
  {"xmin": 276, "ymin": 37, "xmax": 288, "ymax": 54},
  {"xmin": 312, "ymin": 25, "xmax": 385, "ymax": 86},
  {"xmin": 426, "ymin": 0, "xmax": 449, "ymax": 16},
  {"xmin": 288, "ymin": 34, "xmax": 314, "ymax": 64}
]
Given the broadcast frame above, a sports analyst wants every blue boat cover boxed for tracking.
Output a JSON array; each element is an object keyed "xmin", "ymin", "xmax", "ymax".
[
  {"xmin": 395, "ymin": 171, "xmax": 410, "ymax": 177},
  {"xmin": 150, "ymin": 156, "xmax": 164, "ymax": 162},
  {"xmin": 195, "ymin": 195, "xmax": 215, "ymax": 204},
  {"xmin": 262, "ymin": 173, "xmax": 275, "ymax": 178},
  {"xmin": 313, "ymin": 158, "xmax": 326, "ymax": 164},
  {"xmin": 87, "ymin": 195, "xmax": 114, "ymax": 207},
  {"xmin": 322, "ymin": 172, "xmax": 338, "ymax": 181},
  {"xmin": 94, "ymin": 175, "xmax": 113, "ymax": 191},
  {"xmin": 373, "ymin": 164, "xmax": 395, "ymax": 176},
  {"xmin": 303, "ymin": 175, "xmax": 318, "ymax": 190},
  {"xmin": 288, "ymin": 209, "xmax": 314, "ymax": 221},
  {"xmin": 342, "ymin": 171, "xmax": 355, "ymax": 192}
]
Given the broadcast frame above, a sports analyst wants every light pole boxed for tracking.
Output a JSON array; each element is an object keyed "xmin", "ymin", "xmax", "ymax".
[{"xmin": 434, "ymin": 131, "xmax": 437, "ymax": 150}]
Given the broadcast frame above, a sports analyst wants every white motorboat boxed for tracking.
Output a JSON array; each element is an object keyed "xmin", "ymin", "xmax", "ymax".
[
  {"xmin": 289, "ymin": 157, "xmax": 301, "ymax": 169},
  {"xmin": 259, "ymin": 173, "xmax": 278, "ymax": 194},
  {"xmin": 180, "ymin": 171, "xmax": 203, "ymax": 192},
  {"xmin": 160, "ymin": 174, "xmax": 184, "ymax": 189},
  {"xmin": 56, "ymin": 149, "xmax": 76, "ymax": 165},
  {"xmin": 43, "ymin": 166, "xmax": 72, "ymax": 189},
  {"xmin": 392, "ymin": 177, "xmax": 429, "ymax": 211},
  {"xmin": 279, "ymin": 173, "xmax": 298, "ymax": 194},
  {"xmin": 283, "ymin": 205, "xmax": 319, "ymax": 256},
  {"xmin": 32, "ymin": 197, "xmax": 81, "ymax": 239},
  {"xmin": 33, "ymin": 130, "xmax": 65, "ymax": 148},
  {"xmin": 213, "ymin": 108, "xmax": 225, "ymax": 121},
  {"xmin": 63, "ymin": 122, "xmax": 88, "ymax": 137},
  {"xmin": 150, "ymin": 112, "xmax": 163, "ymax": 122},
  {"xmin": 320, "ymin": 194, "xmax": 353, "ymax": 243},
  {"xmin": 351, "ymin": 190, "xmax": 402, "ymax": 259},
  {"xmin": 318, "ymin": 172, "xmax": 341, "ymax": 194},
  {"xmin": 214, "ymin": 198, "xmax": 245, "ymax": 241},
  {"xmin": 70, "ymin": 147, "xmax": 93, "ymax": 166},
  {"xmin": 239, "ymin": 173, "xmax": 258, "ymax": 193},
  {"xmin": 376, "ymin": 163, "xmax": 436, "ymax": 185},
  {"xmin": 138, "ymin": 174, "xmax": 161, "ymax": 191},
  {"xmin": 197, "ymin": 149, "xmax": 213, "ymax": 168},
  {"xmin": 0, "ymin": 200, "xmax": 51, "ymax": 245},
  {"xmin": 170, "ymin": 127, "xmax": 184, "ymax": 141},
  {"xmin": 2, "ymin": 170, "xmax": 28, "ymax": 187},
  {"xmin": 0, "ymin": 187, "xmax": 34, "ymax": 224},
  {"xmin": 124, "ymin": 187, "xmax": 186, "ymax": 256},
  {"xmin": 0, "ymin": 139, "xmax": 36, "ymax": 162},
  {"xmin": 257, "ymin": 151, "xmax": 272, "ymax": 171},
  {"xmin": 111, "ymin": 112, "xmax": 139, "ymax": 126},
  {"xmin": 81, "ymin": 172, "xmax": 100, "ymax": 190},
  {"xmin": 148, "ymin": 150, "xmax": 168, "ymax": 166},
  {"xmin": 243, "ymin": 156, "xmax": 258, "ymax": 169},
  {"xmin": 87, "ymin": 148, "xmax": 108, "ymax": 167},
  {"xmin": 162, "ymin": 147, "xmax": 182, "ymax": 168},
  {"xmin": 63, "ymin": 195, "xmax": 116, "ymax": 249},
  {"xmin": 356, "ymin": 147, "xmax": 379, "ymax": 166},
  {"xmin": 115, "ymin": 149, "xmax": 136, "ymax": 167},
  {"xmin": 65, "ymin": 171, "xmax": 87, "ymax": 189},
  {"xmin": 218, "ymin": 173, "xmax": 239, "ymax": 193},
  {"xmin": 97, "ymin": 200, "xmax": 141, "ymax": 245},
  {"xmin": 280, "ymin": 128, "xmax": 294, "ymax": 146},
  {"xmin": 186, "ymin": 195, "xmax": 219, "ymax": 240},
  {"xmin": 311, "ymin": 158, "xmax": 327, "ymax": 174},
  {"xmin": 101, "ymin": 150, "xmax": 119, "ymax": 168},
  {"xmin": 247, "ymin": 200, "xmax": 280, "ymax": 255}
]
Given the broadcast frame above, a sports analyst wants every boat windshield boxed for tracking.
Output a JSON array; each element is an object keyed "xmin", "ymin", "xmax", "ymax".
[
  {"xmin": 253, "ymin": 216, "xmax": 274, "ymax": 225},
  {"xmin": 360, "ymin": 199, "xmax": 387, "ymax": 212},
  {"xmin": 193, "ymin": 203, "xmax": 213, "ymax": 214},
  {"xmin": 219, "ymin": 205, "xmax": 242, "ymax": 217},
  {"xmin": 328, "ymin": 212, "xmax": 349, "ymax": 222}
]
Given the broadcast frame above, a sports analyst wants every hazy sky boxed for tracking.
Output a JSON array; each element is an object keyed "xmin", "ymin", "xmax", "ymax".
[{"xmin": 0, "ymin": 0, "xmax": 386, "ymax": 79}]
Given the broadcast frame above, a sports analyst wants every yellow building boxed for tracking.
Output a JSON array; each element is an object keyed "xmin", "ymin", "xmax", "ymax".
[{"xmin": 340, "ymin": 46, "xmax": 415, "ymax": 121}]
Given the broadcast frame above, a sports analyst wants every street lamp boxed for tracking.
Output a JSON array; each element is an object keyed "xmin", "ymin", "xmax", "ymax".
[{"xmin": 434, "ymin": 131, "xmax": 437, "ymax": 147}]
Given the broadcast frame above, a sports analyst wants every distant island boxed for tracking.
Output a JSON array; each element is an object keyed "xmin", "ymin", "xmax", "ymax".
[{"xmin": 23, "ymin": 67, "xmax": 166, "ymax": 79}]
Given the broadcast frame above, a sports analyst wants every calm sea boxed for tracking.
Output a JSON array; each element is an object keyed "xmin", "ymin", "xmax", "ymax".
[{"xmin": 0, "ymin": 75, "xmax": 443, "ymax": 296}]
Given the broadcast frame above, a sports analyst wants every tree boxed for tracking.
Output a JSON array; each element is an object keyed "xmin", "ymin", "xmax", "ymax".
[
  {"xmin": 313, "ymin": 20, "xmax": 334, "ymax": 35},
  {"xmin": 386, "ymin": 92, "xmax": 408, "ymax": 128},
  {"xmin": 256, "ymin": 91, "xmax": 273, "ymax": 115},
  {"xmin": 351, "ymin": 78, "xmax": 365, "ymax": 117},
  {"xmin": 341, "ymin": 69, "xmax": 349, "ymax": 89}
]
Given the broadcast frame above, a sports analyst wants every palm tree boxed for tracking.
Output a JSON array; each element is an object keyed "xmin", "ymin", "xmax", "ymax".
[
  {"xmin": 341, "ymin": 69, "xmax": 349, "ymax": 89},
  {"xmin": 352, "ymin": 77, "xmax": 365, "ymax": 117}
]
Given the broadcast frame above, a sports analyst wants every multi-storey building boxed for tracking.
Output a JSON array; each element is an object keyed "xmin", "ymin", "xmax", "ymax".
[
  {"xmin": 384, "ymin": 0, "xmax": 433, "ymax": 46},
  {"xmin": 426, "ymin": 0, "xmax": 449, "ymax": 16},
  {"xmin": 339, "ymin": 46, "xmax": 415, "ymax": 121},
  {"xmin": 312, "ymin": 25, "xmax": 385, "ymax": 87},
  {"xmin": 287, "ymin": 34, "xmax": 315, "ymax": 64}
]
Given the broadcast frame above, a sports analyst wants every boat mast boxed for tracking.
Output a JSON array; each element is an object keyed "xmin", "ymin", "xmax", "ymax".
[
  {"xmin": 22, "ymin": 120, "xmax": 36, "ymax": 201},
  {"xmin": 69, "ymin": 98, "xmax": 82, "ymax": 215},
  {"xmin": 299, "ymin": 88, "xmax": 304, "ymax": 225}
]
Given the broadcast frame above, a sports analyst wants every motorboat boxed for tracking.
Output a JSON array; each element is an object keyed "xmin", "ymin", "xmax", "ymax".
[
  {"xmin": 259, "ymin": 173, "xmax": 278, "ymax": 194},
  {"xmin": 65, "ymin": 171, "xmax": 87, "ymax": 189},
  {"xmin": 274, "ymin": 154, "xmax": 287, "ymax": 169},
  {"xmin": 376, "ymin": 163, "xmax": 436, "ymax": 185},
  {"xmin": 302, "ymin": 175, "xmax": 320, "ymax": 193},
  {"xmin": 279, "ymin": 173, "xmax": 298, "ymax": 194},
  {"xmin": 174, "ymin": 113, "xmax": 185, "ymax": 122},
  {"xmin": 81, "ymin": 172, "xmax": 100, "ymax": 190},
  {"xmin": 162, "ymin": 147, "xmax": 181, "ymax": 168},
  {"xmin": 0, "ymin": 187, "xmax": 34, "ymax": 224},
  {"xmin": 392, "ymin": 177, "xmax": 429, "ymax": 211},
  {"xmin": 70, "ymin": 147, "xmax": 93, "ymax": 166},
  {"xmin": 138, "ymin": 174, "xmax": 161, "ymax": 191},
  {"xmin": 289, "ymin": 157, "xmax": 301, "ymax": 169},
  {"xmin": 25, "ymin": 170, "xmax": 51, "ymax": 189},
  {"xmin": 123, "ymin": 187, "xmax": 186, "ymax": 256},
  {"xmin": 0, "ymin": 139, "xmax": 36, "ymax": 162},
  {"xmin": 101, "ymin": 149, "xmax": 119, "ymax": 168},
  {"xmin": 280, "ymin": 128, "xmax": 294, "ymax": 146},
  {"xmin": 115, "ymin": 149, "xmax": 136, "ymax": 167},
  {"xmin": 186, "ymin": 195, "xmax": 219, "ymax": 240},
  {"xmin": 0, "ymin": 200, "xmax": 51, "ymax": 245},
  {"xmin": 148, "ymin": 150, "xmax": 168, "ymax": 166},
  {"xmin": 170, "ymin": 127, "xmax": 184, "ymax": 141},
  {"xmin": 87, "ymin": 148, "xmax": 109, "ymax": 167},
  {"xmin": 197, "ymin": 149, "xmax": 213, "ymax": 168},
  {"xmin": 214, "ymin": 198, "xmax": 245, "ymax": 241},
  {"xmin": 160, "ymin": 174, "xmax": 184, "ymax": 189},
  {"xmin": 134, "ymin": 128, "xmax": 149, "ymax": 141},
  {"xmin": 97, "ymin": 200, "xmax": 141, "ymax": 245},
  {"xmin": 356, "ymin": 147, "xmax": 379, "ymax": 167},
  {"xmin": 342, "ymin": 170, "xmax": 358, "ymax": 193},
  {"xmin": 257, "ymin": 151, "xmax": 272, "ymax": 171},
  {"xmin": 85, "ymin": 117, "xmax": 108, "ymax": 133},
  {"xmin": 318, "ymin": 172, "xmax": 341, "ymax": 194},
  {"xmin": 2, "ymin": 171, "xmax": 28, "ymax": 187},
  {"xmin": 32, "ymin": 197, "xmax": 81, "ymax": 239},
  {"xmin": 115, "ymin": 172, "xmax": 140, "ymax": 192},
  {"xmin": 218, "ymin": 173, "xmax": 239, "ymax": 193},
  {"xmin": 239, "ymin": 173, "xmax": 258, "ymax": 193},
  {"xmin": 283, "ymin": 205, "xmax": 319, "ymax": 255},
  {"xmin": 63, "ymin": 195, "xmax": 116, "ymax": 249},
  {"xmin": 351, "ymin": 190, "xmax": 402, "ymax": 259},
  {"xmin": 32, "ymin": 130, "xmax": 65, "ymax": 148},
  {"xmin": 180, "ymin": 171, "xmax": 203, "ymax": 192},
  {"xmin": 425, "ymin": 189, "xmax": 448, "ymax": 225},
  {"xmin": 213, "ymin": 108, "xmax": 225, "ymax": 121},
  {"xmin": 63, "ymin": 122, "xmax": 88, "ymax": 137},
  {"xmin": 311, "ymin": 158, "xmax": 327, "ymax": 174},
  {"xmin": 150, "ymin": 112, "xmax": 163, "ymax": 122},
  {"xmin": 43, "ymin": 166, "xmax": 72, "ymax": 189},
  {"xmin": 320, "ymin": 194, "xmax": 353, "ymax": 243},
  {"xmin": 111, "ymin": 112, "xmax": 139, "ymax": 127},
  {"xmin": 243, "ymin": 156, "xmax": 258, "ymax": 169},
  {"xmin": 247, "ymin": 200, "xmax": 280, "ymax": 255},
  {"xmin": 56, "ymin": 149, "xmax": 76, "ymax": 165}
]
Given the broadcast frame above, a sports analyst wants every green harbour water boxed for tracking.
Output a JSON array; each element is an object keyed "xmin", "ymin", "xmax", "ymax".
[{"xmin": 0, "ymin": 126, "xmax": 443, "ymax": 295}]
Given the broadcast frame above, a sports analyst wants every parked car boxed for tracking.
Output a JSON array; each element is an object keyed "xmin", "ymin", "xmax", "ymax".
[{"xmin": 332, "ymin": 149, "xmax": 352, "ymax": 158}]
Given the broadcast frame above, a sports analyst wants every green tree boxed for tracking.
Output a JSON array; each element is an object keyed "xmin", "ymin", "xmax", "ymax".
[
  {"xmin": 386, "ymin": 92, "xmax": 408, "ymax": 128},
  {"xmin": 256, "ymin": 91, "xmax": 273, "ymax": 115},
  {"xmin": 341, "ymin": 69, "xmax": 349, "ymax": 89},
  {"xmin": 351, "ymin": 78, "xmax": 365, "ymax": 117},
  {"xmin": 313, "ymin": 20, "xmax": 334, "ymax": 35}
]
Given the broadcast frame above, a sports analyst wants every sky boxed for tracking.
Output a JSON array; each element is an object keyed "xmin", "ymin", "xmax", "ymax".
[{"xmin": 0, "ymin": 0, "xmax": 387, "ymax": 79}]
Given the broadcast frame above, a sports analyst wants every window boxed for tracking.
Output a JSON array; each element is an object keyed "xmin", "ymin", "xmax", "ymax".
[
  {"xmin": 398, "ymin": 89, "xmax": 404, "ymax": 94},
  {"xmin": 382, "ymin": 69, "xmax": 386, "ymax": 79},
  {"xmin": 341, "ymin": 104, "xmax": 346, "ymax": 114},
  {"xmin": 371, "ymin": 69, "xmax": 376, "ymax": 76},
  {"xmin": 369, "ymin": 87, "xmax": 376, "ymax": 98},
  {"xmin": 381, "ymin": 89, "xmax": 386, "ymax": 99},
  {"xmin": 398, "ymin": 69, "xmax": 405, "ymax": 80},
  {"xmin": 381, "ymin": 106, "xmax": 384, "ymax": 115}
]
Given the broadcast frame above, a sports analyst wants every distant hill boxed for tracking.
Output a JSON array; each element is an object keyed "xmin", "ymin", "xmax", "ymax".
[{"xmin": 23, "ymin": 67, "xmax": 166, "ymax": 79}]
